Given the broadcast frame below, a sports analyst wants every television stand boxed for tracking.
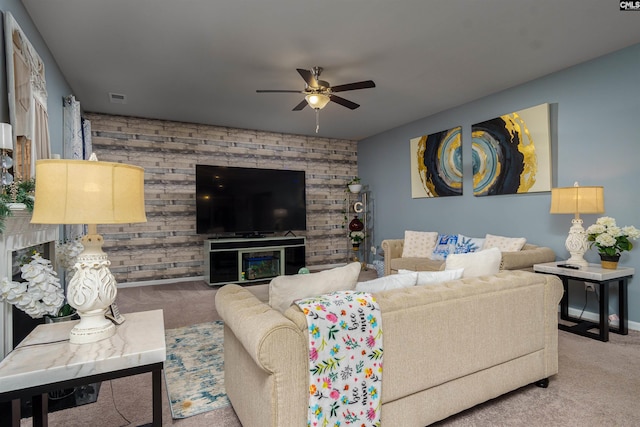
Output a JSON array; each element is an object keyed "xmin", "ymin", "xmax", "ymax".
[{"xmin": 204, "ymin": 236, "xmax": 306, "ymax": 286}]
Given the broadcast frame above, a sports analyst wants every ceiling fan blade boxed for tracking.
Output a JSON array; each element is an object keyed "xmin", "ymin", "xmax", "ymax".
[
  {"xmin": 297, "ymin": 68, "xmax": 318, "ymax": 88},
  {"xmin": 256, "ymin": 90, "xmax": 303, "ymax": 93},
  {"xmin": 292, "ymin": 99, "xmax": 308, "ymax": 111},
  {"xmin": 330, "ymin": 95, "xmax": 360, "ymax": 110},
  {"xmin": 330, "ymin": 80, "xmax": 376, "ymax": 93}
]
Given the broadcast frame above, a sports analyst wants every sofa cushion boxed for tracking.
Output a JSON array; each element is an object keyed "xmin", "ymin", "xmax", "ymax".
[
  {"xmin": 445, "ymin": 247, "xmax": 501, "ymax": 277},
  {"xmin": 390, "ymin": 257, "xmax": 444, "ymax": 273},
  {"xmin": 268, "ymin": 262, "xmax": 361, "ymax": 313},
  {"xmin": 454, "ymin": 234, "xmax": 485, "ymax": 254},
  {"xmin": 483, "ymin": 234, "xmax": 526, "ymax": 252},
  {"xmin": 355, "ymin": 272, "xmax": 418, "ymax": 292},
  {"xmin": 399, "ymin": 268, "xmax": 465, "ymax": 285},
  {"xmin": 431, "ymin": 234, "xmax": 458, "ymax": 260},
  {"xmin": 401, "ymin": 230, "xmax": 438, "ymax": 258}
]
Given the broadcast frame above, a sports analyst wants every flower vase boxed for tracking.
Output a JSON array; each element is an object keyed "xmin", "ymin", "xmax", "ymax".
[
  {"xmin": 348, "ymin": 216, "xmax": 364, "ymax": 232},
  {"xmin": 600, "ymin": 254, "xmax": 620, "ymax": 270}
]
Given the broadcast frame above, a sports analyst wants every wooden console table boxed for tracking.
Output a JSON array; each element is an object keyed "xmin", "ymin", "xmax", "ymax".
[
  {"xmin": 534, "ymin": 262, "xmax": 634, "ymax": 342},
  {"xmin": 0, "ymin": 310, "xmax": 166, "ymax": 427}
]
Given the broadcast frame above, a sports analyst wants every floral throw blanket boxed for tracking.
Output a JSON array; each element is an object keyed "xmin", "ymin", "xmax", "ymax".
[{"xmin": 295, "ymin": 290, "xmax": 383, "ymax": 426}]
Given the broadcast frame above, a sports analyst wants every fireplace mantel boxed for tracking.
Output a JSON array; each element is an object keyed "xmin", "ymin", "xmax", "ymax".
[{"xmin": 0, "ymin": 209, "xmax": 59, "ymax": 359}]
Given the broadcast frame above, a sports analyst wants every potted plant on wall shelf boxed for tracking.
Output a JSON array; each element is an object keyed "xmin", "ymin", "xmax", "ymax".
[
  {"xmin": 586, "ymin": 216, "xmax": 640, "ymax": 269},
  {"xmin": 349, "ymin": 230, "xmax": 365, "ymax": 250},
  {"xmin": 347, "ymin": 177, "xmax": 362, "ymax": 194}
]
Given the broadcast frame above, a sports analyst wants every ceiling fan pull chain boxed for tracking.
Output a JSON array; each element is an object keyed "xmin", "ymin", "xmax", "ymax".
[{"xmin": 315, "ymin": 109, "xmax": 320, "ymax": 133}]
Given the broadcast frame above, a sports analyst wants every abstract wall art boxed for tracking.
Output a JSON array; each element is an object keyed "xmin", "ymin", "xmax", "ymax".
[
  {"xmin": 410, "ymin": 126, "xmax": 462, "ymax": 198},
  {"xmin": 471, "ymin": 103, "xmax": 551, "ymax": 197}
]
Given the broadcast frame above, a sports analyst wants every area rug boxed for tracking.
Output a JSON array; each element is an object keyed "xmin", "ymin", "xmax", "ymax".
[{"xmin": 164, "ymin": 320, "xmax": 230, "ymax": 418}]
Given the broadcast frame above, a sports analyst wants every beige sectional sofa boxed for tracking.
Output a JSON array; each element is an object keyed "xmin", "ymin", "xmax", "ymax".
[
  {"xmin": 382, "ymin": 239, "xmax": 556, "ymax": 276},
  {"xmin": 215, "ymin": 270, "xmax": 563, "ymax": 427}
]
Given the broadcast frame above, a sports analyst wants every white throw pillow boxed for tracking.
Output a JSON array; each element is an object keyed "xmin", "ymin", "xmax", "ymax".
[
  {"xmin": 399, "ymin": 268, "xmax": 464, "ymax": 285},
  {"xmin": 355, "ymin": 272, "xmax": 418, "ymax": 292},
  {"xmin": 401, "ymin": 230, "xmax": 439, "ymax": 258},
  {"xmin": 483, "ymin": 234, "xmax": 526, "ymax": 252},
  {"xmin": 269, "ymin": 262, "xmax": 361, "ymax": 313},
  {"xmin": 445, "ymin": 247, "xmax": 502, "ymax": 278}
]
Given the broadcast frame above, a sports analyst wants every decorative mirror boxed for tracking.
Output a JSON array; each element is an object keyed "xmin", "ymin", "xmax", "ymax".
[{"xmin": 4, "ymin": 12, "xmax": 51, "ymax": 181}]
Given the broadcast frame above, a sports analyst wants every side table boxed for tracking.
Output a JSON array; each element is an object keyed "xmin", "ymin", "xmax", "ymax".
[
  {"xmin": 533, "ymin": 262, "xmax": 634, "ymax": 342},
  {"xmin": 0, "ymin": 310, "xmax": 166, "ymax": 427}
]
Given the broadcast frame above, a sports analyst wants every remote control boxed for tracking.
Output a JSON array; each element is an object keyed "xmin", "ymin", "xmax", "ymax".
[{"xmin": 557, "ymin": 264, "xmax": 580, "ymax": 269}]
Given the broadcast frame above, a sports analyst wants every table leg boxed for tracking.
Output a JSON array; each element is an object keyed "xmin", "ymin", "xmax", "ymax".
[
  {"xmin": 152, "ymin": 368, "xmax": 162, "ymax": 427},
  {"xmin": 599, "ymin": 282, "xmax": 609, "ymax": 342},
  {"xmin": 32, "ymin": 393, "xmax": 48, "ymax": 427},
  {"xmin": 560, "ymin": 278, "xmax": 570, "ymax": 320},
  {"xmin": 11, "ymin": 399, "xmax": 20, "ymax": 427},
  {"xmin": 618, "ymin": 279, "xmax": 629, "ymax": 335}
]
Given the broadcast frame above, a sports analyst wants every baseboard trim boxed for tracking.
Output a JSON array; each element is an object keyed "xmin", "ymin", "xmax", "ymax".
[
  {"xmin": 117, "ymin": 276, "xmax": 205, "ymax": 289},
  {"xmin": 567, "ymin": 307, "xmax": 640, "ymax": 332}
]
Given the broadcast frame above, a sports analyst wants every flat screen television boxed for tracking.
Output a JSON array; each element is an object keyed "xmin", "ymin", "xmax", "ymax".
[{"xmin": 196, "ymin": 165, "xmax": 307, "ymax": 236}]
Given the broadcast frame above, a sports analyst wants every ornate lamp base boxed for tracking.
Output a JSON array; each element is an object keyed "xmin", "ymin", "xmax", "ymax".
[
  {"xmin": 564, "ymin": 218, "xmax": 589, "ymax": 267},
  {"xmin": 67, "ymin": 230, "xmax": 118, "ymax": 344},
  {"xmin": 70, "ymin": 309, "xmax": 115, "ymax": 344}
]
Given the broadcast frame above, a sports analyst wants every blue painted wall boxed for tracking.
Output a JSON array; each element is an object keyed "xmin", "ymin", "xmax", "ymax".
[
  {"xmin": 1, "ymin": 0, "xmax": 71, "ymax": 155},
  {"xmin": 358, "ymin": 43, "xmax": 640, "ymax": 324}
]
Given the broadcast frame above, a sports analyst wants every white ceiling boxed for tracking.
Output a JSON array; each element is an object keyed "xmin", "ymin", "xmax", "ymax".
[{"xmin": 21, "ymin": 0, "xmax": 640, "ymax": 141}]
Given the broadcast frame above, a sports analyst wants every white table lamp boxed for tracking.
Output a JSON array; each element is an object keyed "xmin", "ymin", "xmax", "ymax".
[
  {"xmin": 31, "ymin": 154, "xmax": 146, "ymax": 344},
  {"xmin": 550, "ymin": 182, "xmax": 604, "ymax": 267}
]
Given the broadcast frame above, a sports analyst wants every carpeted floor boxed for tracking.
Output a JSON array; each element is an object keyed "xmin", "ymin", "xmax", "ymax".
[{"xmin": 20, "ymin": 275, "xmax": 640, "ymax": 426}]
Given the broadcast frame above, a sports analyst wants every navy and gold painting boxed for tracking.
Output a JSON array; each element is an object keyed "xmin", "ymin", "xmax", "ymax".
[
  {"xmin": 472, "ymin": 103, "xmax": 551, "ymax": 197},
  {"xmin": 410, "ymin": 126, "xmax": 462, "ymax": 198}
]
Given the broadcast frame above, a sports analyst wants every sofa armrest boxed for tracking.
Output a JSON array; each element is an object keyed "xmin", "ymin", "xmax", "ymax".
[
  {"xmin": 381, "ymin": 239, "xmax": 404, "ymax": 276},
  {"xmin": 500, "ymin": 246, "xmax": 556, "ymax": 271},
  {"xmin": 215, "ymin": 284, "xmax": 307, "ymax": 373}
]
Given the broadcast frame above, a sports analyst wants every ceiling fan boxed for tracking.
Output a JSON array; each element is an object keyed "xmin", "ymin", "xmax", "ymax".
[{"xmin": 256, "ymin": 66, "xmax": 376, "ymax": 111}]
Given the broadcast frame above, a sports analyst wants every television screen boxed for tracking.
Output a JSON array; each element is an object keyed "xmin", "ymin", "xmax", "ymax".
[{"xmin": 196, "ymin": 165, "xmax": 307, "ymax": 236}]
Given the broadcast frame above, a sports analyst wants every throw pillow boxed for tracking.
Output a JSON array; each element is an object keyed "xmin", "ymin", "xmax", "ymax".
[
  {"xmin": 401, "ymin": 230, "xmax": 439, "ymax": 258},
  {"xmin": 268, "ymin": 262, "xmax": 361, "ymax": 313},
  {"xmin": 399, "ymin": 268, "xmax": 464, "ymax": 285},
  {"xmin": 454, "ymin": 234, "xmax": 485, "ymax": 254},
  {"xmin": 355, "ymin": 272, "xmax": 418, "ymax": 292},
  {"xmin": 483, "ymin": 234, "xmax": 527, "ymax": 252},
  {"xmin": 430, "ymin": 234, "xmax": 458, "ymax": 260},
  {"xmin": 444, "ymin": 247, "xmax": 501, "ymax": 278}
]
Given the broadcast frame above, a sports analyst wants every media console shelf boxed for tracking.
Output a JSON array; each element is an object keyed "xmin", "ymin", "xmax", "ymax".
[{"xmin": 204, "ymin": 236, "xmax": 306, "ymax": 286}]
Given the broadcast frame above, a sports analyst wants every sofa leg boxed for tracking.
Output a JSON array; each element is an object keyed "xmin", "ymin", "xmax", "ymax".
[{"xmin": 534, "ymin": 378, "xmax": 549, "ymax": 388}]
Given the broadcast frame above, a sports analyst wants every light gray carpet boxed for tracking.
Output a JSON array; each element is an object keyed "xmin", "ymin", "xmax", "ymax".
[{"xmin": 21, "ymin": 276, "xmax": 640, "ymax": 426}]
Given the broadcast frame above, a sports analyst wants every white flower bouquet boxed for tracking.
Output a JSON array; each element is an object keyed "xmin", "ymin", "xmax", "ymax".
[
  {"xmin": 586, "ymin": 216, "xmax": 640, "ymax": 257},
  {"xmin": 0, "ymin": 252, "xmax": 65, "ymax": 318},
  {"xmin": 349, "ymin": 230, "xmax": 365, "ymax": 245}
]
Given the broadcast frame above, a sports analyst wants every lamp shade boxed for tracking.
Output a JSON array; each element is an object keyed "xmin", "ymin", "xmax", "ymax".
[
  {"xmin": 305, "ymin": 93, "xmax": 331, "ymax": 110},
  {"xmin": 549, "ymin": 185, "xmax": 604, "ymax": 214},
  {"xmin": 0, "ymin": 123, "xmax": 12, "ymax": 150},
  {"xmin": 31, "ymin": 158, "xmax": 147, "ymax": 224}
]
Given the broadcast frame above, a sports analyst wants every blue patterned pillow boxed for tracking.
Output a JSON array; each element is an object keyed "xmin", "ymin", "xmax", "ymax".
[
  {"xmin": 454, "ymin": 234, "xmax": 485, "ymax": 254},
  {"xmin": 431, "ymin": 234, "xmax": 458, "ymax": 260}
]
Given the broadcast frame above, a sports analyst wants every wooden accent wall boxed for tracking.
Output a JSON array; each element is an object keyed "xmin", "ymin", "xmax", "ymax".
[{"xmin": 86, "ymin": 113, "xmax": 357, "ymax": 284}]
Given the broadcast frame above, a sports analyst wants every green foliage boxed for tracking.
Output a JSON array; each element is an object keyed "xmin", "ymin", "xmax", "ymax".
[{"xmin": 0, "ymin": 178, "xmax": 36, "ymax": 233}]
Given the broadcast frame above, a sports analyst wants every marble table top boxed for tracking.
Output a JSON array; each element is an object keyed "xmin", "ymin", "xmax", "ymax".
[
  {"xmin": 0, "ymin": 309, "xmax": 166, "ymax": 393},
  {"xmin": 533, "ymin": 262, "xmax": 635, "ymax": 281}
]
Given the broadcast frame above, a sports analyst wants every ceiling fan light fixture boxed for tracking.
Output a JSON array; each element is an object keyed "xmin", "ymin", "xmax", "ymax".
[{"xmin": 305, "ymin": 93, "xmax": 330, "ymax": 110}]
